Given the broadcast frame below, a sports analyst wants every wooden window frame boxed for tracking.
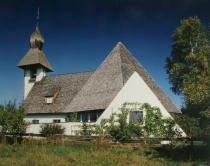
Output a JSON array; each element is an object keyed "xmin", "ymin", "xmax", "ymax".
[
  {"xmin": 129, "ymin": 111, "xmax": 143, "ymax": 124},
  {"xmin": 32, "ymin": 120, "xmax": 39, "ymax": 124},
  {"xmin": 53, "ymin": 119, "xmax": 61, "ymax": 123}
]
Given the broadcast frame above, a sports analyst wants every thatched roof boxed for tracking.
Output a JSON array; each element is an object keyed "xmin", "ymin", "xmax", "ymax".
[
  {"xmin": 24, "ymin": 42, "xmax": 181, "ymax": 114},
  {"xmin": 24, "ymin": 71, "xmax": 94, "ymax": 114},
  {"xmin": 64, "ymin": 42, "xmax": 181, "ymax": 114}
]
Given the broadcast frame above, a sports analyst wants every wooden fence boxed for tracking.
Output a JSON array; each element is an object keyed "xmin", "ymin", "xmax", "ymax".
[{"xmin": 3, "ymin": 133, "xmax": 209, "ymax": 146}]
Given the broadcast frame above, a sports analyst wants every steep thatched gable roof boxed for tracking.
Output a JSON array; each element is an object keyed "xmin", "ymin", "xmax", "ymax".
[
  {"xmin": 64, "ymin": 42, "xmax": 181, "ymax": 114},
  {"xmin": 24, "ymin": 71, "xmax": 94, "ymax": 114}
]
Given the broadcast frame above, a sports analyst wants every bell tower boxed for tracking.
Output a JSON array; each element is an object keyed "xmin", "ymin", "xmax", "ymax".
[{"xmin": 17, "ymin": 8, "xmax": 53, "ymax": 99}]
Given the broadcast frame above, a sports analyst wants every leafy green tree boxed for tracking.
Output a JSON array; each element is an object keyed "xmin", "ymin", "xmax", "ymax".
[
  {"xmin": 0, "ymin": 100, "xmax": 29, "ymax": 141},
  {"xmin": 165, "ymin": 16, "xmax": 206, "ymax": 96},
  {"xmin": 165, "ymin": 16, "xmax": 210, "ymax": 137},
  {"xmin": 165, "ymin": 16, "xmax": 210, "ymax": 112},
  {"xmin": 172, "ymin": 113, "xmax": 202, "ymax": 137}
]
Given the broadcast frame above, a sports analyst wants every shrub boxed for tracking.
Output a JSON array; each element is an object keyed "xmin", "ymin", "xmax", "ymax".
[
  {"xmin": 79, "ymin": 122, "xmax": 94, "ymax": 135},
  {"xmin": 39, "ymin": 123, "xmax": 65, "ymax": 137}
]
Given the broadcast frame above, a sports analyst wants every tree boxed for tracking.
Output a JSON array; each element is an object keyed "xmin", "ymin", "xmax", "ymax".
[
  {"xmin": 172, "ymin": 113, "xmax": 202, "ymax": 137},
  {"xmin": 165, "ymin": 16, "xmax": 205, "ymax": 96},
  {"xmin": 0, "ymin": 100, "xmax": 30, "ymax": 142},
  {"xmin": 165, "ymin": 16, "xmax": 210, "ymax": 137}
]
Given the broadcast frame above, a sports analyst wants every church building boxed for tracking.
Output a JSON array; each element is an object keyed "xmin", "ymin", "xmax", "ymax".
[{"xmin": 17, "ymin": 13, "xmax": 185, "ymax": 136}]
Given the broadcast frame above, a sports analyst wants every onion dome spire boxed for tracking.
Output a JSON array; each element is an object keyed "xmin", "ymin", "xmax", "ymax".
[
  {"xmin": 29, "ymin": 7, "xmax": 44, "ymax": 50},
  {"xmin": 17, "ymin": 7, "xmax": 53, "ymax": 72}
]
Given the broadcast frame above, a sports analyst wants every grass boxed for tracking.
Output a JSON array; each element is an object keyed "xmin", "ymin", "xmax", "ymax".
[
  {"xmin": 0, "ymin": 137, "xmax": 209, "ymax": 166},
  {"xmin": 0, "ymin": 142, "xmax": 209, "ymax": 166}
]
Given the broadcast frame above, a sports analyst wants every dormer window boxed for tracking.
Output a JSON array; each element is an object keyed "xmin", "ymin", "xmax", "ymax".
[
  {"xmin": 44, "ymin": 87, "xmax": 61, "ymax": 104},
  {"xmin": 46, "ymin": 96, "xmax": 53, "ymax": 104}
]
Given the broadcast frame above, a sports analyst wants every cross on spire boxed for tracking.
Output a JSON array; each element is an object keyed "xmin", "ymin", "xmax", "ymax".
[{"xmin": 36, "ymin": 7, "xmax": 39, "ymax": 27}]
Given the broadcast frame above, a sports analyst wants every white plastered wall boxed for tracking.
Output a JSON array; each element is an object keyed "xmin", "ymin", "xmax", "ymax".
[
  {"xmin": 36, "ymin": 67, "xmax": 46, "ymax": 81},
  {"xmin": 24, "ymin": 114, "xmax": 66, "ymax": 123},
  {"xmin": 26, "ymin": 122, "xmax": 84, "ymax": 135},
  {"xmin": 96, "ymin": 71, "xmax": 186, "ymax": 136},
  {"xmin": 24, "ymin": 68, "xmax": 46, "ymax": 99},
  {"xmin": 24, "ymin": 69, "xmax": 35, "ymax": 99},
  {"xmin": 97, "ymin": 71, "xmax": 172, "ymax": 122}
]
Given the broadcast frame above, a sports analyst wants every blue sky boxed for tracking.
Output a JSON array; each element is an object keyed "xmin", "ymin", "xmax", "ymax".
[{"xmin": 1, "ymin": 0, "xmax": 210, "ymax": 108}]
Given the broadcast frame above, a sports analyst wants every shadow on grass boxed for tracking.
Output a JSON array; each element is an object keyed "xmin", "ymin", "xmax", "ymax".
[{"xmin": 146, "ymin": 145, "xmax": 210, "ymax": 164}]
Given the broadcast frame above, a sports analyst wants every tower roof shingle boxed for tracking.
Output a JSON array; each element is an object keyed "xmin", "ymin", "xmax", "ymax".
[{"xmin": 17, "ymin": 48, "xmax": 53, "ymax": 72}]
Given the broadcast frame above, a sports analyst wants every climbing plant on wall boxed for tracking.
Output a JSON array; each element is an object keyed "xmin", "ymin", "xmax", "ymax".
[{"xmin": 92, "ymin": 102, "xmax": 182, "ymax": 140}]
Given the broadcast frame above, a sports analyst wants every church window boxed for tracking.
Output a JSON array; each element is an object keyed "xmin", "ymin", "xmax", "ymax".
[{"xmin": 129, "ymin": 111, "xmax": 143, "ymax": 124}]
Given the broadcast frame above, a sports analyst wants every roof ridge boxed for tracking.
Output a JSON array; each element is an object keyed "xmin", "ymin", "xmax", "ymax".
[
  {"xmin": 111, "ymin": 43, "xmax": 181, "ymax": 114},
  {"xmin": 118, "ymin": 43, "xmax": 124, "ymax": 85},
  {"xmin": 46, "ymin": 71, "xmax": 95, "ymax": 77},
  {"xmin": 63, "ymin": 71, "xmax": 95, "ymax": 112},
  {"xmin": 131, "ymin": 57, "xmax": 181, "ymax": 113},
  {"xmin": 117, "ymin": 42, "xmax": 136, "ymax": 85},
  {"xmin": 63, "ymin": 42, "xmax": 124, "ymax": 112},
  {"xmin": 136, "ymin": 63, "xmax": 179, "ymax": 112}
]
